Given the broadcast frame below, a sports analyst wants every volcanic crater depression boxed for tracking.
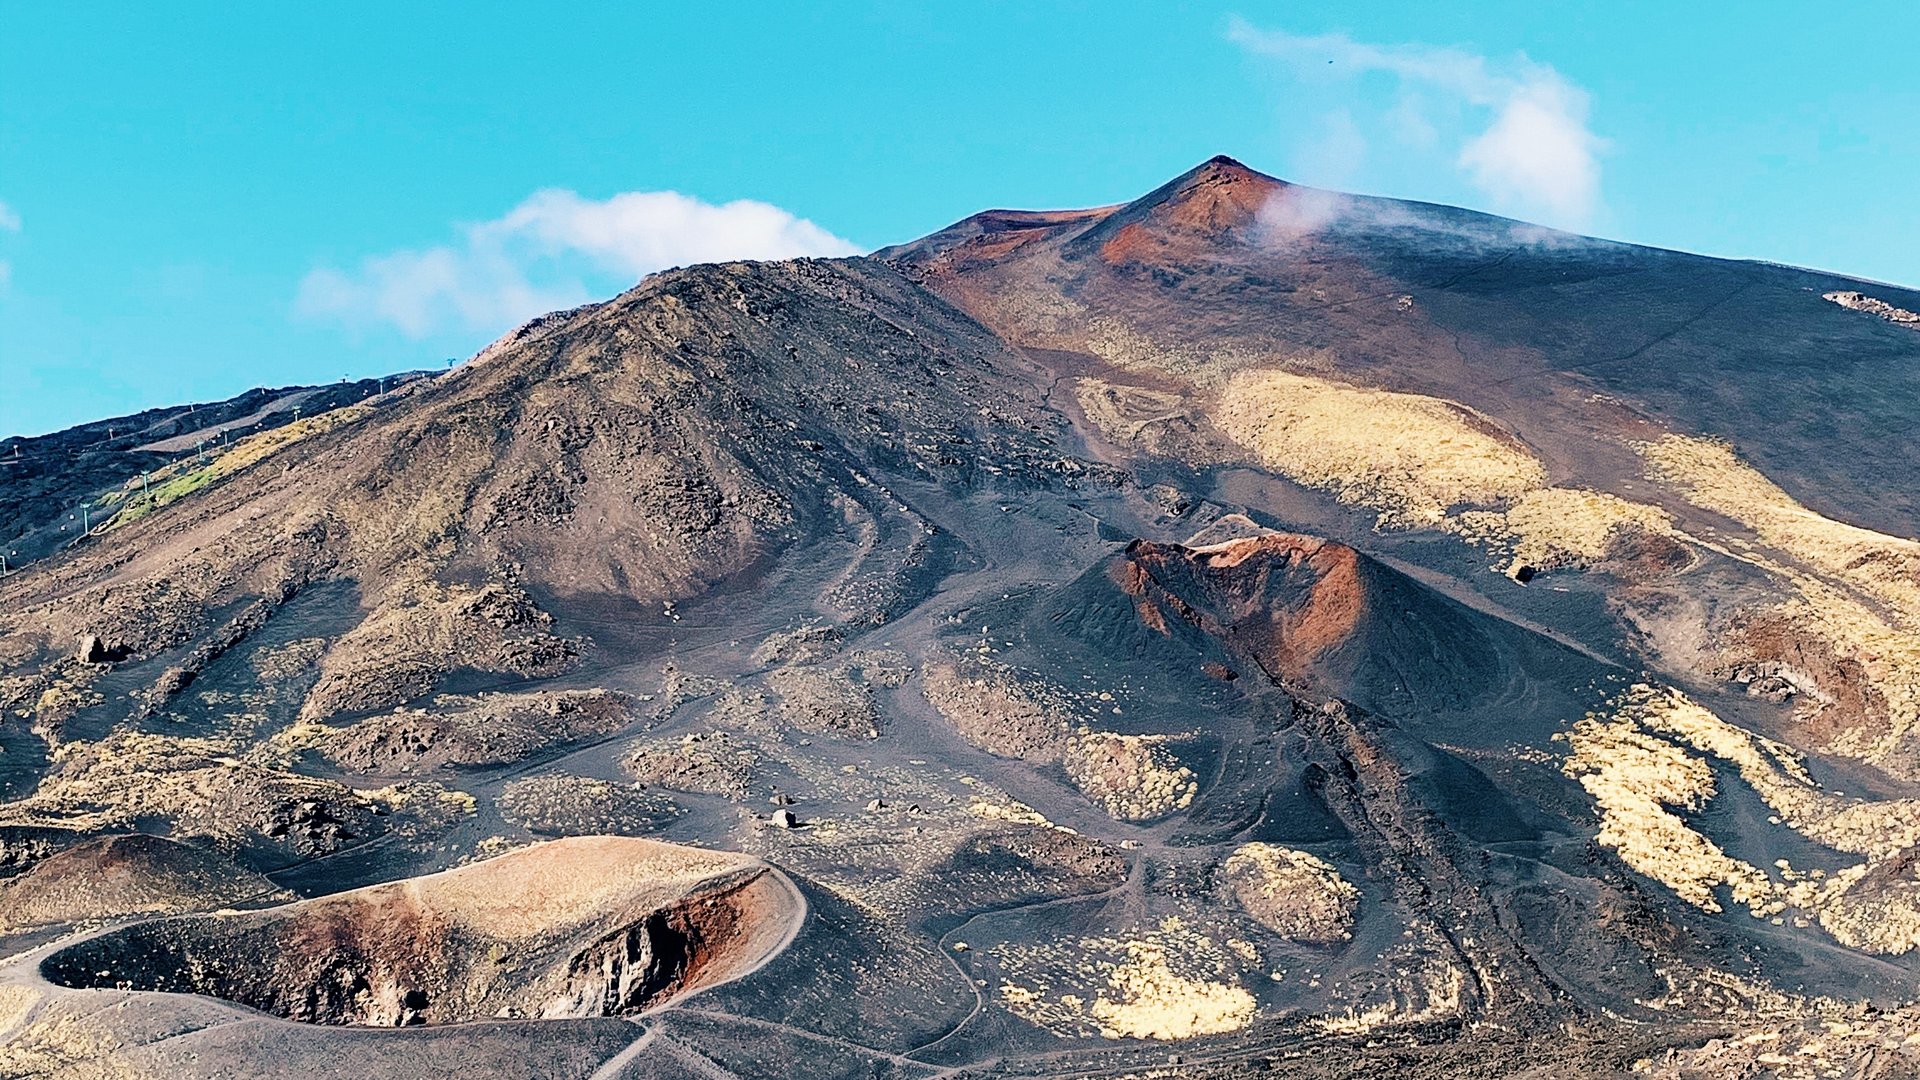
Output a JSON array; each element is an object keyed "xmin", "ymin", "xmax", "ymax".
[{"xmin": 38, "ymin": 838, "xmax": 802, "ymax": 1027}]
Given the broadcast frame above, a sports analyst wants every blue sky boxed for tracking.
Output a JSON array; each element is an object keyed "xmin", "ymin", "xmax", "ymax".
[{"xmin": 4, "ymin": 2, "xmax": 1918, "ymax": 436}]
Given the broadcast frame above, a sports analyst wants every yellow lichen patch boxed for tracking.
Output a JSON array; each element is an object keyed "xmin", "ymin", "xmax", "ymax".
[
  {"xmin": 1796, "ymin": 863, "xmax": 1920, "ymax": 956},
  {"xmin": 1639, "ymin": 433, "xmax": 1920, "ymax": 771},
  {"xmin": 991, "ymin": 916, "xmax": 1257, "ymax": 1041},
  {"xmin": 1221, "ymin": 842, "xmax": 1359, "ymax": 943},
  {"xmin": 1618, "ymin": 686, "xmax": 1824, "ymax": 820},
  {"xmin": 1641, "ymin": 433, "xmax": 1920, "ymax": 623},
  {"xmin": 1072, "ymin": 378, "xmax": 1191, "ymax": 445},
  {"xmin": 1559, "ymin": 700, "xmax": 1778, "ymax": 915},
  {"xmin": 1315, "ymin": 946, "xmax": 1468, "ymax": 1036},
  {"xmin": 1061, "ymin": 731, "xmax": 1197, "ymax": 822},
  {"xmin": 966, "ymin": 797, "xmax": 1064, "ymax": 830},
  {"xmin": 1619, "ymin": 683, "xmax": 1920, "ymax": 857},
  {"xmin": 1214, "ymin": 369, "xmax": 1546, "ymax": 528},
  {"xmin": 1450, "ymin": 486, "xmax": 1678, "ymax": 570},
  {"xmin": 250, "ymin": 716, "xmax": 335, "ymax": 769},
  {"xmin": 1089, "ymin": 936, "xmax": 1257, "ymax": 1040},
  {"xmin": 1773, "ymin": 575, "xmax": 1920, "ymax": 770},
  {"xmin": 924, "ymin": 653, "xmax": 1195, "ymax": 822},
  {"xmin": 29, "ymin": 669, "xmax": 103, "ymax": 739},
  {"xmin": 1641, "ymin": 1003, "xmax": 1920, "ymax": 1080},
  {"xmin": 1208, "ymin": 370, "xmax": 1696, "ymax": 578},
  {"xmin": 1563, "ymin": 684, "xmax": 1920, "ymax": 954}
]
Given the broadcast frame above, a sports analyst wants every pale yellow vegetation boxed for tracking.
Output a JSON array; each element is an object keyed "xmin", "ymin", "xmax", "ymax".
[
  {"xmin": 923, "ymin": 653, "xmax": 1196, "ymax": 822},
  {"xmin": 1061, "ymin": 731, "xmax": 1197, "ymax": 822},
  {"xmin": 1641, "ymin": 434, "xmax": 1920, "ymax": 624},
  {"xmin": 1214, "ymin": 369, "xmax": 1545, "ymax": 528},
  {"xmin": 1222, "ymin": 842, "xmax": 1359, "ymax": 943},
  {"xmin": 1623, "ymin": 683, "xmax": 1920, "ymax": 857},
  {"xmin": 1315, "ymin": 948, "xmax": 1467, "ymax": 1036},
  {"xmin": 104, "ymin": 405, "xmax": 373, "ymax": 528},
  {"xmin": 1561, "ymin": 700, "xmax": 1777, "ymax": 914},
  {"xmin": 1450, "ymin": 486, "xmax": 1678, "ymax": 569},
  {"xmin": 1564, "ymin": 684, "xmax": 1920, "ymax": 954},
  {"xmin": 1210, "ymin": 369, "xmax": 1681, "ymax": 575},
  {"xmin": 991, "ymin": 916, "xmax": 1257, "ymax": 1041},
  {"xmin": 1071, "ymin": 378, "xmax": 1196, "ymax": 447},
  {"xmin": 1639, "ymin": 434, "xmax": 1920, "ymax": 769},
  {"xmin": 1089, "ymin": 935, "xmax": 1257, "ymax": 1040},
  {"xmin": 966, "ymin": 797, "xmax": 1063, "ymax": 829}
]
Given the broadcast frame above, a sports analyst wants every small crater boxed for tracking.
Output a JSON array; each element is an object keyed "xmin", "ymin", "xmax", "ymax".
[{"xmin": 39, "ymin": 837, "xmax": 799, "ymax": 1026}]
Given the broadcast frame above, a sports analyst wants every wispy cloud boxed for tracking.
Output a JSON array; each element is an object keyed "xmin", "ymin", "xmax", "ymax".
[
  {"xmin": 1228, "ymin": 21, "xmax": 1606, "ymax": 229},
  {"xmin": 0, "ymin": 199, "xmax": 19, "ymax": 291},
  {"xmin": 296, "ymin": 190, "xmax": 861, "ymax": 338}
]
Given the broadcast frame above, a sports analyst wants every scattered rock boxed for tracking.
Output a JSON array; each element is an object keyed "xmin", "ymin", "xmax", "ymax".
[
  {"xmin": 498, "ymin": 775, "xmax": 680, "ymax": 837},
  {"xmin": 767, "ymin": 664, "xmax": 879, "ymax": 739},
  {"xmin": 1222, "ymin": 842, "xmax": 1360, "ymax": 944},
  {"xmin": 75, "ymin": 635, "xmax": 107, "ymax": 664},
  {"xmin": 752, "ymin": 622, "xmax": 842, "ymax": 666},
  {"xmin": 626, "ymin": 731, "xmax": 759, "ymax": 798},
  {"xmin": 1825, "ymin": 290, "xmax": 1920, "ymax": 327},
  {"xmin": 322, "ymin": 689, "xmax": 640, "ymax": 773}
]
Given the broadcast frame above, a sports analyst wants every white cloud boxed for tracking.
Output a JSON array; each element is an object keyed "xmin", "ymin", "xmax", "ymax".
[
  {"xmin": 296, "ymin": 189, "xmax": 861, "ymax": 338},
  {"xmin": 1228, "ymin": 21, "xmax": 1605, "ymax": 228}
]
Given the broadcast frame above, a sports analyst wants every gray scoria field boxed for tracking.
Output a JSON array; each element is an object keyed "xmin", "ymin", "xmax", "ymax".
[{"xmin": 6, "ymin": 157, "xmax": 1920, "ymax": 1078}]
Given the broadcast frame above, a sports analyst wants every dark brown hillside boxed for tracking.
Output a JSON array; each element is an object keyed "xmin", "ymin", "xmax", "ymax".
[
  {"xmin": 1116, "ymin": 532, "xmax": 1608, "ymax": 738},
  {"xmin": 0, "ymin": 259, "xmax": 1069, "ymax": 725}
]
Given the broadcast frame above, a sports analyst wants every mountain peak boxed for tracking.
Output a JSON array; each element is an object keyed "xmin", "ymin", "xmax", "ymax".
[
  {"xmin": 1070, "ymin": 155, "xmax": 1287, "ymax": 263},
  {"xmin": 1193, "ymin": 153, "xmax": 1268, "ymax": 178},
  {"xmin": 1150, "ymin": 155, "xmax": 1287, "ymax": 218}
]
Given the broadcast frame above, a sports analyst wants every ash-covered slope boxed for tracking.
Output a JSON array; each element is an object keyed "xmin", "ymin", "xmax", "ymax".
[
  {"xmin": 0, "ymin": 259, "xmax": 1064, "ymax": 737},
  {"xmin": 0, "ymin": 375, "xmax": 421, "ymax": 571},
  {"xmin": 3, "ymin": 159, "xmax": 1920, "ymax": 1078},
  {"xmin": 889, "ymin": 155, "xmax": 1920, "ymax": 533},
  {"xmin": 1115, "ymin": 531, "xmax": 1607, "ymax": 734}
]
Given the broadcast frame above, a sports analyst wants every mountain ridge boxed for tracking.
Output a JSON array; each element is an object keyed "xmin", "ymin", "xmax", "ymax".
[{"xmin": 3, "ymin": 158, "xmax": 1920, "ymax": 1078}]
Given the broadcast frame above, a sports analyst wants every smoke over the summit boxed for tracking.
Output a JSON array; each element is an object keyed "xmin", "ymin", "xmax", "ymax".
[{"xmin": 1229, "ymin": 21, "xmax": 1607, "ymax": 232}]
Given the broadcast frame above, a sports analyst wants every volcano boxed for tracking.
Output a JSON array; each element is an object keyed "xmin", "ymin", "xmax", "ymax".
[{"xmin": 5, "ymin": 157, "xmax": 1920, "ymax": 1078}]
